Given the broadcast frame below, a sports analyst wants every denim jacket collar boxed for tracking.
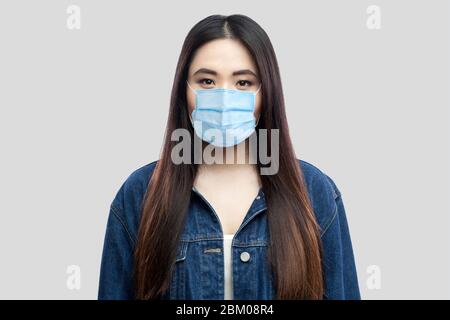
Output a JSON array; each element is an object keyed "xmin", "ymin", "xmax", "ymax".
[{"xmin": 186, "ymin": 186, "xmax": 267, "ymax": 242}]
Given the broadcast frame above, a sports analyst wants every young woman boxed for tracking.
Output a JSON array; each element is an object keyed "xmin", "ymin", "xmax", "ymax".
[{"xmin": 98, "ymin": 14, "xmax": 360, "ymax": 300}]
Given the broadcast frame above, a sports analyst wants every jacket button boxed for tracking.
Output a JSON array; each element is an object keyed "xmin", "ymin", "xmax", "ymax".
[{"xmin": 240, "ymin": 251, "xmax": 251, "ymax": 262}]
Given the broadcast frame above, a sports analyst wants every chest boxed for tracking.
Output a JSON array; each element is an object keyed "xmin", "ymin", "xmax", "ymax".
[{"xmin": 192, "ymin": 183, "xmax": 260, "ymax": 234}]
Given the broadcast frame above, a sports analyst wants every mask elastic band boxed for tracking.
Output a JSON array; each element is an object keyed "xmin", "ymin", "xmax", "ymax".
[
  {"xmin": 255, "ymin": 83, "xmax": 262, "ymax": 95},
  {"xmin": 255, "ymin": 114, "xmax": 261, "ymax": 127},
  {"xmin": 186, "ymin": 80, "xmax": 196, "ymax": 93},
  {"xmin": 254, "ymin": 84, "xmax": 262, "ymax": 127}
]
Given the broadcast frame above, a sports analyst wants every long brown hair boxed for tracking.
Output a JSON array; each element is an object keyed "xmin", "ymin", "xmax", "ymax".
[{"xmin": 134, "ymin": 14, "xmax": 324, "ymax": 299}]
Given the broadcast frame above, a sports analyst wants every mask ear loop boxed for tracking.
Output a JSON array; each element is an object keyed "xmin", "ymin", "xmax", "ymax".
[
  {"xmin": 186, "ymin": 80, "xmax": 196, "ymax": 124},
  {"xmin": 255, "ymin": 114, "xmax": 261, "ymax": 127},
  {"xmin": 254, "ymin": 83, "xmax": 262, "ymax": 127},
  {"xmin": 254, "ymin": 83, "xmax": 262, "ymax": 95},
  {"xmin": 186, "ymin": 80, "xmax": 196, "ymax": 93}
]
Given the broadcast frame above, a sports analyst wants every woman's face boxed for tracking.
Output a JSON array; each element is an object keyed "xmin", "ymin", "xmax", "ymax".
[{"xmin": 186, "ymin": 38, "xmax": 262, "ymax": 120}]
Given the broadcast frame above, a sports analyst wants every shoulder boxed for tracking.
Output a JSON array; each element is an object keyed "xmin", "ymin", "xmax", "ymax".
[
  {"xmin": 111, "ymin": 160, "xmax": 159, "ymax": 208},
  {"xmin": 297, "ymin": 159, "xmax": 341, "ymax": 237},
  {"xmin": 109, "ymin": 160, "xmax": 159, "ymax": 243}
]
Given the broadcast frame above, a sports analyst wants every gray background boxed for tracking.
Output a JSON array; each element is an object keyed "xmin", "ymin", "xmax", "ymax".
[{"xmin": 0, "ymin": 0, "xmax": 448, "ymax": 299}]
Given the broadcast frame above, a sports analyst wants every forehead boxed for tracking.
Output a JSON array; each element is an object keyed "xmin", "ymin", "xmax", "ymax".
[{"xmin": 188, "ymin": 38, "xmax": 258, "ymax": 76}]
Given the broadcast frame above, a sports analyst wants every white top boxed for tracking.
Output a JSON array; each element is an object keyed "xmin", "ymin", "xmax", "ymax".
[{"xmin": 223, "ymin": 234, "xmax": 234, "ymax": 300}]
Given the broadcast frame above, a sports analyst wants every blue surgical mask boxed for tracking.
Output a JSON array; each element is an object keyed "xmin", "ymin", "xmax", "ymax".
[{"xmin": 187, "ymin": 80, "xmax": 262, "ymax": 148}]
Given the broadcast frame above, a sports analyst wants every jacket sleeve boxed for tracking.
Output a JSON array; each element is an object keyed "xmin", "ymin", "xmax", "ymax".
[
  {"xmin": 98, "ymin": 204, "xmax": 136, "ymax": 300},
  {"xmin": 321, "ymin": 175, "xmax": 361, "ymax": 300}
]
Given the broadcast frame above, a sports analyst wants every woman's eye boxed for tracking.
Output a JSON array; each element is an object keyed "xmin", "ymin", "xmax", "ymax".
[
  {"xmin": 237, "ymin": 80, "xmax": 252, "ymax": 87},
  {"xmin": 199, "ymin": 79, "xmax": 214, "ymax": 86}
]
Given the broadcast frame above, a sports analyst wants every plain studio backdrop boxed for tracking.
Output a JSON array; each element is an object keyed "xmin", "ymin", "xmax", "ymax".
[{"xmin": 0, "ymin": 0, "xmax": 448, "ymax": 299}]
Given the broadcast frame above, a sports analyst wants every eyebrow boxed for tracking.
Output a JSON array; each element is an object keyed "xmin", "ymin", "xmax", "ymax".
[{"xmin": 193, "ymin": 68, "xmax": 258, "ymax": 78}]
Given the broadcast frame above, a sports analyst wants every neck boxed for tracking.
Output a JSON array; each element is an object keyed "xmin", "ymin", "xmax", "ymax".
[
  {"xmin": 194, "ymin": 140, "xmax": 262, "ymax": 189},
  {"xmin": 199, "ymin": 139, "xmax": 257, "ymax": 166}
]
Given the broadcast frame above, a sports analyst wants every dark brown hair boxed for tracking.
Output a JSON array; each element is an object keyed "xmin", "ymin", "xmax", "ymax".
[{"xmin": 134, "ymin": 14, "xmax": 324, "ymax": 299}]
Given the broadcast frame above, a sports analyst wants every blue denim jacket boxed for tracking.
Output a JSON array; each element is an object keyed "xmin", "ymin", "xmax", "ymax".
[{"xmin": 98, "ymin": 159, "xmax": 360, "ymax": 300}]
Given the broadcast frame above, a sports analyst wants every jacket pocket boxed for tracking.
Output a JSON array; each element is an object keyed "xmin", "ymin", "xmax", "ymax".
[
  {"xmin": 169, "ymin": 240, "xmax": 189, "ymax": 299},
  {"xmin": 175, "ymin": 240, "xmax": 188, "ymax": 262}
]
